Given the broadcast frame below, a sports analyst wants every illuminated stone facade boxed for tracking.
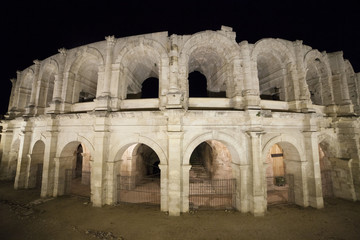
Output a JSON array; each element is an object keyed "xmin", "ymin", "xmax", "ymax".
[{"xmin": 1, "ymin": 26, "xmax": 359, "ymax": 216}]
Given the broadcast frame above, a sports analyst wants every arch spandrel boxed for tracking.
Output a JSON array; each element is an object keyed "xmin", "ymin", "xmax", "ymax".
[
  {"xmin": 57, "ymin": 135, "xmax": 95, "ymax": 159},
  {"xmin": 68, "ymin": 47, "xmax": 105, "ymax": 74},
  {"xmin": 179, "ymin": 31, "xmax": 241, "ymax": 98},
  {"xmin": 303, "ymin": 49, "xmax": 333, "ymax": 105},
  {"xmin": 251, "ymin": 38, "xmax": 296, "ymax": 63},
  {"xmin": 262, "ymin": 134, "xmax": 305, "ymax": 163},
  {"xmin": 183, "ymin": 131, "xmax": 246, "ymax": 166},
  {"xmin": 109, "ymin": 135, "xmax": 167, "ymax": 165}
]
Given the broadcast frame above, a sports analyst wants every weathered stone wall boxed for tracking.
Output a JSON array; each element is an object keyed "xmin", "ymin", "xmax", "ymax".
[{"xmin": 1, "ymin": 26, "xmax": 359, "ymax": 216}]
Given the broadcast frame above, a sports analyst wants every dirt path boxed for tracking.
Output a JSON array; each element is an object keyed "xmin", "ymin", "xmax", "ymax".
[{"xmin": 1, "ymin": 181, "xmax": 360, "ymax": 240}]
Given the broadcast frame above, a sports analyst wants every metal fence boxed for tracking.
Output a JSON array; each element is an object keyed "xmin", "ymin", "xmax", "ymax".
[
  {"xmin": 65, "ymin": 169, "xmax": 91, "ymax": 197},
  {"xmin": 117, "ymin": 175, "xmax": 160, "ymax": 205},
  {"xmin": 189, "ymin": 178, "xmax": 236, "ymax": 210},
  {"xmin": 266, "ymin": 174, "xmax": 295, "ymax": 205}
]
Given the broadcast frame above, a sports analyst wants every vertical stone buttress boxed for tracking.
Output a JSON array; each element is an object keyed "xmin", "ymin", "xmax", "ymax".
[
  {"xmin": 241, "ymin": 41, "xmax": 260, "ymax": 110},
  {"xmin": 166, "ymin": 35, "xmax": 183, "ymax": 109},
  {"xmin": 166, "ymin": 109, "xmax": 184, "ymax": 216},
  {"xmin": 303, "ymin": 130, "xmax": 324, "ymax": 208},
  {"xmin": 26, "ymin": 60, "xmax": 41, "ymax": 115},
  {"xmin": 92, "ymin": 112, "xmax": 110, "ymax": 207},
  {"xmin": 247, "ymin": 129, "xmax": 266, "ymax": 216},
  {"xmin": 41, "ymin": 117, "xmax": 59, "ymax": 197},
  {"xmin": 49, "ymin": 48, "xmax": 67, "ymax": 113},
  {"xmin": 96, "ymin": 36, "xmax": 116, "ymax": 110},
  {"xmin": 8, "ymin": 78, "xmax": 17, "ymax": 113},
  {"xmin": 0, "ymin": 122, "xmax": 15, "ymax": 180},
  {"xmin": 14, "ymin": 120, "xmax": 33, "ymax": 189}
]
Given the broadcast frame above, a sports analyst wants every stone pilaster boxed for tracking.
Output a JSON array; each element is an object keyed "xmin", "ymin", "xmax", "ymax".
[
  {"xmin": 241, "ymin": 41, "xmax": 260, "ymax": 110},
  {"xmin": 14, "ymin": 121, "xmax": 33, "ymax": 189},
  {"xmin": 91, "ymin": 113, "xmax": 110, "ymax": 207},
  {"xmin": 41, "ymin": 118, "xmax": 59, "ymax": 197},
  {"xmin": 48, "ymin": 48, "xmax": 67, "ymax": 113},
  {"xmin": 166, "ymin": 35, "xmax": 183, "ymax": 109},
  {"xmin": 303, "ymin": 131, "xmax": 324, "ymax": 208},
  {"xmin": 246, "ymin": 129, "xmax": 266, "ymax": 216}
]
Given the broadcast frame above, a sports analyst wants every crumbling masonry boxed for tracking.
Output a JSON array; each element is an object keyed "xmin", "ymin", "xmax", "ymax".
[{"xmin": 1, "ymin": 26, "xmax": 359, "ymax": 216}]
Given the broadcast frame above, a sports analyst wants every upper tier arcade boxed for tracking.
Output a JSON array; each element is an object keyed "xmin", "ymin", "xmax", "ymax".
[{"xmin": 6, "ymin": 26, "xmax": 360, "ymax": 118}]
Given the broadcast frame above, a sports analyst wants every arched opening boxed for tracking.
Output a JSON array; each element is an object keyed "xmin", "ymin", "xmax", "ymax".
[
  {"xmin": 74, "ymin": 58, "xmax": 99, "ymax": 103},
  {"xmin": 120, "ymin": 46, "xmax": 160, "ymax": 101},
  {"xmin": 141, "ymin": 77, "xmax": 159, "ymax": 98},
  {"xmin": 37, "ymin": 64, "xmax": 56, "ymax": 114},
  {"xmin": 117, "ymin": 143, "xmax": 161, "ymax": 205},
  {"xmin": 188, "ymin": 71, "xmax": 208, "ymax": 97},
  {"xmin": 18, "ymin": 73, "xmax": 33, "ymax": 111},
  {"xmin": 265, "ymin": 144, "xmax": 289, "ymax": 205},
  {"xmin": 189, "ymin": 140, "xmax": 235, "ymax": 210},
  {"xmin": 318, "ymin": 143, "xmax": 334, "ymax": 198},
  {"xmin": 27, "ymin": 141, "xmax": 45, "ymax": 189},
  {"xmin": 59, "ymin": 142, "xmax": 91, "ymax": 197},
  {"xmin": 187, "ymin": 46, "xmax": 228, "ymax": 99},
  {"xmin": 305, "ymin": 58, "xmax": 328, "ymax": 105},
  {"xmin": 127, "ymin": 77, "xmax": 159, "ymax": 99},
  {"xmin": 257, "ymin": 53, "xmax": 286, "ymax": 101},
  {"xmin": 264, "ymin": 141, "xmax": 306, "ymax": 208}
]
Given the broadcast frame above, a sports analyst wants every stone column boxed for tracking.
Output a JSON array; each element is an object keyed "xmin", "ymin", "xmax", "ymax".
[
  {"xmin": 166, "ymin": 35, "xmax": 183, "ymax": 109},
  {"xmin": 104, "ymin": 159, "xmax": 122, "ymax": 205},
  {"xmin": 241, "ymin": 41, "xmax": 260, "ymax": 109},
  {"xmin": 167, "ymin": 131, "xmax": 183, "ymax": 216},
  {"xmin": 0, "ymin": 125, "xmax": 15, "ymax": 180},
  {"xmin": 41, "ymin": 119, "xmax": 59, "ymax": 197},
  {"xmin": 103, "ymin": 36, "xmax": 116, "ymax": 96},
  {"xmin": 95, "ymin": 36, "xmax": 116, "ymax": 110},
  {"xmin": 180, "ymin": 164, "xmax": 191, "ymax": 212},
  {"xmin": 29, "ymin": 60, "xmax": 41, "ymax": 106},
  {"xmin": 48, "ymin": 48, "xmax": 67, "ymax": 113},
  {"xmin": 13, "ymin": 71, "xmax": 23, "ymax": 112},
  {"xmin": 303, "ymin": 131, "xmax": 324, "ymax": 208},
  {"xmin": 158, "ymin": 164, "xmax": 169, "ymax": 212},
  {"xmin": 14, "ymin": 121, "xmax": 33, "ymax": 189},
  {"xmin": 246, "ymin": 130, "xmax": 266, "ymax": 216},
  {"xmin": 233, "ymin": 163, "xmax": 250, "ymax": 213},
  {"xmin": 91, "ymin": 114, "xmax": 110, "ymax": 207},
  {"xmin": 8, "ymin": 78, "xmax": 17, "ymax": 113}
]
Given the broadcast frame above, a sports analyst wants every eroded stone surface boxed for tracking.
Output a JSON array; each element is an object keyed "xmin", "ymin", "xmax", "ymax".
[{"xmin": 1, "ymin": 26, "xmax": 359, "ymax": 216}]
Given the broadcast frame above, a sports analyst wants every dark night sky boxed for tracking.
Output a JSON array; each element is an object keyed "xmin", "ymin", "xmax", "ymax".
[{"xmin": 1, "ymin": 0, "xmax": 359, "ymax": 115}]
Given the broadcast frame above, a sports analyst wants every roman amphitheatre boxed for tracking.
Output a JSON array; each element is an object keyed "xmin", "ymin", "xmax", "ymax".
[{"xmin": 0, "ymin": 26, "xmax": 359, "ymax": 219}]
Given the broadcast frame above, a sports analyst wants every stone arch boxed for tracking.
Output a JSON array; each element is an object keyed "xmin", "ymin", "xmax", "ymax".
[
  {"xmin": 54, "ymin": 140, "xmax": 93, "ymax": 197},
  {"xmin": 304, "ymin": 49, "xmax": 333, "ymax": 105},
  {"xmin": 179, "ymin": 31, "xmax": 241, "ymax": 99},
  {"xmin": 110, "ymin": 135, "xmax": 167, "ymax": 165},
  {"xmin": 262, "ymin": 134, "xmax": 306, "ymax": 207},
  {"xmin": 18, "ymin": 68, "xmax": 34, "ymax": 111},
  {"xmin": 66, "ymin": 47, "xmax": 105, "ymax": 103},
  {"xmin": 344, "ymin": 60, "xmax": 360, "ymax": 113},
  {"xmin": 38, "ymin": 59, "xmax": 59, "ymax": 110},
  {"xmin": 27, "ymin": 140, "xmax": 45, "ymax": 189},
  {"xmin": 115, "ymin": 39, "xmax": 168, "ymax": 100},
  {"xmin": 183, "ymin": 131, "xmax": 245, "ymax": 166},
  {"xmin": 112, "ymin": 139, "xmax": 165, "ymax": 205},
  {"xmin": 252, "ymin": 39, "xmax": 297, "ymax": 101}
]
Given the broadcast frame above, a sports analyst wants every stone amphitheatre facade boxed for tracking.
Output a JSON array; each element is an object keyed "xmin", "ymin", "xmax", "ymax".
[{"xmin": 1, "ymin": 26, "xmax": 359, "ymax": 216}]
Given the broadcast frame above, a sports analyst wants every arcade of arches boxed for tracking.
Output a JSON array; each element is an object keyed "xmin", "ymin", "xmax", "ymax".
[{"xmin": 1, "ymin": 26, "xmax": 360, "ymax": 216}]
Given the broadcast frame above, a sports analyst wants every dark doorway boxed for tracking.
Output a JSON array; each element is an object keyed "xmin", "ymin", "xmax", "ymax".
[
  {"xmin": 141, "ymin": 77, "xmax": 159, "ymax": 98},
  {"xmin": 189, "ymin": 71, "xmax": 208, "ymax": 97}
]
